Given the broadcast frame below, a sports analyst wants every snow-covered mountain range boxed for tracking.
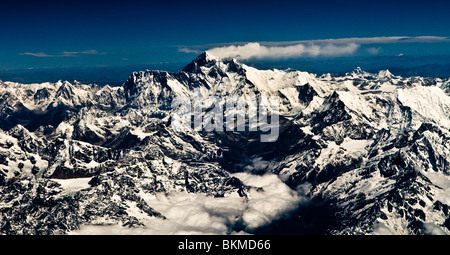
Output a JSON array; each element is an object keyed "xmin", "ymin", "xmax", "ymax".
[{"xmin": 1, "ymin": 52, "xmax": 450, "ymax": 234}]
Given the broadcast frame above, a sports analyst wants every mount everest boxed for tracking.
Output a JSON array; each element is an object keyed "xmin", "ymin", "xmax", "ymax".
[{"xmin": 1, "ymin": 52, "xmax": 450, "ymax": 235}]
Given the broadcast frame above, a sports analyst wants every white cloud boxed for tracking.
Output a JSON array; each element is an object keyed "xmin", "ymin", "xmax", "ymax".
[
  {"xmin": 178, "ymin": 47, "xmax": 202, "ymax": 54},
  {"xmin": 290, "ymin": 36, "xmax": 450, "ymax": 45},
  {"xmin": 70, "ymin": 173, "xmax": 308, "ymax": 235},
  {"xmin": 370, "ymin": 221, "xmax": 394, "ymax": 235},
  {"xmin": 206, "ymin": 42, "xmax": 359, "ymax": 60},
  {"xmin": 367, "ymin": 47, "xmax": 381, "ymax": 55},
  {"xmin": 244, "ymin": 157, "xmax": 269, "ymax": 172},
  {"xmin": 180, "ymin": 36, "xmax": 450, "ymax": 60},
  {"xmin": 233, "ymin": 173, "xmax": 308, "ymax": 231},
  {"xmin": 20, "ymin": 49, "xmax": 105, "ymax": 57},
  {"xmin": 20, "ymin": 52, "xmax": 54, "ymax": 57},
  {"xmin": 61, "ymin": 50, "xmax": 102, "ymax": 57}
]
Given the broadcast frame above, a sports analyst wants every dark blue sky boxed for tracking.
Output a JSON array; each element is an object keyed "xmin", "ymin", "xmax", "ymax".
[{"xmin": 1, "ymin": 0, "xmax": 450, "ymax": 72}]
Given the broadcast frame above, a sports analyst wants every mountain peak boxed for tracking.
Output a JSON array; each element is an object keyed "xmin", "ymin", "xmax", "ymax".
[
  {"xmin": 182, "ymin": 51, "xmax": 237, "ymax": 73},
  {"xmin": 377, "ymin": 69, "xmax": 394, "ymax": 78},
  {"xmin": 182, "ymin": 52, "xmax": 216, "ymax": 72},
  {"xmin": 352, "ymin": 67, "xmax": 365, "ymax": 74},
  {"xmin": 347, "ymin": 67, "xmax": 372, "ymax": 78},
  {"xmin": 202, "ymin": 51, "xmax": 219, "ymax": 61}
]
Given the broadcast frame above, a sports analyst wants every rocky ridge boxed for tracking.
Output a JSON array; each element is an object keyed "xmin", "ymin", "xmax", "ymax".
[{"xmin": 1, "ymin": 52, "xmax": 450, "ymax": 234}]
